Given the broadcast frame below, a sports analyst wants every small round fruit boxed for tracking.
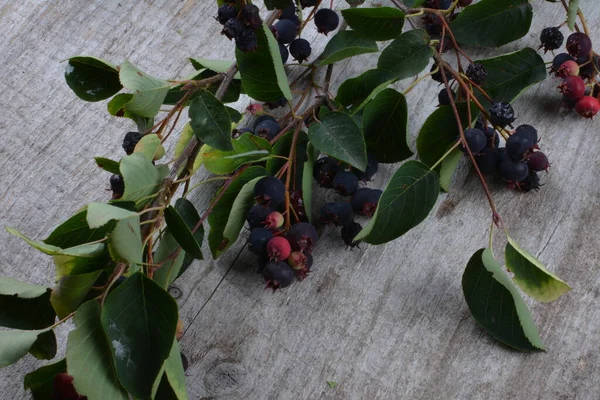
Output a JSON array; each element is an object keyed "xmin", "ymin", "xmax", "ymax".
[
  {"xmin": 264, "ymin": 211, "xmax": 284, "ymax": 229},
  {"xmin": 246, "ymin": 205, "xmax": 275, "ymax": 228},
  {"xmin": 427, "ymin": 0, "xmax": 452, "ymax": 9},
  {"xmin": 516, "ymin": 171, "xmax": 542, "ymax": 193},
  {"xmin": 352, "ymin": 153, "xmax": 379, "ymax": 182},
  {"xmin": 462, "ymin": 128, "xmax": 487, "ymax": 154},
  {"xmin": 438, "ymin": 88, "xmax": 453, "ymax": 106},
  {"xmin": 566, "ymin": 32, "xmax": 592, "ymax": 58},
  {"xmin": 558, "ymin": 75, "xmax": 586, "ymax": 100},
  {"xmin": 274, "ymin": 19, "xmax": 297, "ymax": 44},
  {"xmin": 332, "ymin": 171, "xmax": 359, "ymax": 196},
  {"xmin": 475, "ymin": 148, "xmax": 501, "ymax": 175},
  {"xmin": 288, "ymin": 251, "xmax": 314, "ymax": 280},
  {"xmin": 262, "ymin": 261, "xmax": 295, "ymax": 289},
  {"xmin": 466, "ymin": 63, "xmax": 487, "ymax": 85},
  {"xmin": 122, "ymin": 131, "xmax": 142, "ymax": 155},
  {"xmin": 313, "ymin": 157, "xmax": 341, "ymax": 188},
  {"xmin": 253, "ymin": 115, "xmax": 276, "ymax": 130},
  {"xmin": 527, "ymin": 152, "xmax": 550, "ymax": 172},
  {"xmin": 216, "ymin": 4, "xmax": 237, "ymax": 25},
  {"xmin": 540, "ymin": 27, "xmax": 564, "ymax": 52},
  {"xmin": 289, "ymin": 38, "xmax": 311, "ymax": 63},
  {"xmin": 314, "ymin": 8, "xmax": 339, "ymax": 35},
  {"xmin": 110, "ymin": 174, "xmax": 124, "ymax": 198},
  {"xmin": 266, "ymin": 236, "xmax": 292, "ymax": 261},
  {"xmin": 551, "ymin": 53, "xmax": 576, "ymax": 75},
  {"xmin": 505, "ymin": 134, "xmax": 531, "ymax": 162},
  {"xmin": 431, "ymin": 62, "xmax": 444, "ymax": 83},
  {"xmin": 254, "ymin": 176, "xmax": 286, "ymax": 208},
  {"xmin": 279, "ymin": 3, "xmax": 296, "ymax": 20},
  {"xmin": 498, "ymin": 158, "xmax": 529, "ymax": 181},
  {"xmin": 575, "ymin": 96, "xmax": 600, "ymax": 118},
  {"xmin": 488, "ymin": 102, "xmax": 516, "ymax": 127},
  {"xmin": 287, "ymin": 222, "xmax": 318, "ymax": 252},
  {"xmin": 221, "ymin": 18, "xmax": 245, "ymax": 40},
  {"xmin": 254, "ymin": 119, "xmax": 281, "ymax": 140},
  {"xmin": 321, "ymin": 202, "xmax": 354, "ymax": 227},
  {"xmin": 351, "ymin": 188, "xmax": 382, "ymax": 217},
  {"xmin": 240, "ymin": 4, "xmax": 262, "ymax": 30},
  {"xmin": 341, "ymin": 222, "xmax": 362, "ymax": 248},
  {"xmin": 249, "ymin": 228, "xmax": 273, "ymax": 256},
  {"xmin": 279, "ymin": 43, "xmax": 289, "ymax": 64},
  {"xmin": 555, "ymin": 60, "xmax": 580, "ymax": 78},
  {"xmin": 513, "ymin": 124, "xmax": 538, "ymax": 146}
]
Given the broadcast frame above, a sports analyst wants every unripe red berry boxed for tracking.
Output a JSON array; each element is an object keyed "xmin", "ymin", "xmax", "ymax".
[
  {"xmin": 264, "ymin": 211, "xmax": 284, "ymax": 229},
  {"xmin": 555, "ymin": 60, "xmax": 580, "ymax": 78},
  {"xmin": 558, "ymin": 75, "xmax": 585, "ymax": 100},
  {"xmin": 266, "ymin": 236, "xmax": 292, "ymax": 261},
  {"xmin": 575, "ymin": 96, "xmax": 600, "ymax": 118},
  {"xmin": 527, "ymin": 152, "xmax": 550, "ymax": 172}
]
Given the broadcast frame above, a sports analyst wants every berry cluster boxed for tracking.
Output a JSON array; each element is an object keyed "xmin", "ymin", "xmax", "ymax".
[
  {"xmin": 217, "ymin": 3, "xmax": 263, "ymax": 52},
  {"xmin": 314, "ymin": 155, "xmax": 382, "ymax": 247},
  {"xmin": 542, "ymin": 29, "xmax": 600, "ymax": 118},
  {"xmin": 246, "ymin": 176, "xmax": 318, "ymax": 289},
  {"xmin": 468, "ymin": 115, "xmax": 548, "ymax": 192},
  {"xmin": 108, "ymin": 131, "xmax": 144, "ymax": 199}
]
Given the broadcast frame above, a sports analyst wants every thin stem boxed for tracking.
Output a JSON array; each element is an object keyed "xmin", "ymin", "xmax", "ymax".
[
  {"xmin": 284, "ymin": 123, "xmax": 302, "ymax": 229},
  {"xmin": 49, "ymin": 311, "xmax": 76, "ymax": 329},
  {"xmin": 403, "ymin": 69, "xmax": 438, "ymax": 95},
  {"xmin": 101, "ymin": 263, "xmax": 126, "ymax": 308},
  {"xmin": 184, "ymin": 176, "xmax": 230, "ymax": 197},
  {"xmin": 430, "ymin": 141, "xmax": 461, "ymax": 170}
]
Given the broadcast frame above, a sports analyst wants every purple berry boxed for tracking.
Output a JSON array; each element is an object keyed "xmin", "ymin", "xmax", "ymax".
[
  {"xmin": 254, "ymin": 176, "xmax": 286, "ymax": 208},
  {"xmin": 466, "ymin": 63, "xmax": 487, "ymax": 85},
  {"xmin": 122, "ymin": 131, "xmax": 142, "ymax": 155},
  {"xmin": 314, "ymin": 8, "xmax": 339, "ymax": 35},
  {"xmin": 313, "ymin": 157, "xmax": 341, "ymax": 188},
  {"xmin": 566, "ymin": 32, "xmax": 592, "ymax": 58},
  {"xmin": 474, "ymin": 148, "xmax": 501, "ymax": 175},
  {"xmin": 110, "ymin": 174, "xmax": 124, "ymax": 198},
  {"xmin": 321, "ymin": 202, "xmax": 354, "ymax": 227},
  {"xmin": 462, "ymin": 128, "xmax": 487, "ymax": 154},
  {"xmin": 289, "ymin": 38, "xmax": 311, "ymax": 63},
  {"xmin": 246, "ymin": 205, "xmax": 275, "ymax": 228},
  {"xmin": 527, "ymin": 152, "xmax": 549, "ymax": 172},
  {"xmin": 540, "ymin": 27, "xmax": 564, "ymax": 52},
  {"xmin": 254, "ymin": 119, "xmax": 281, "ymax": 140},
  {"xmin": 513, "ymin": 124, "xmax": 538, "ymax": 146},
  {"xmin": 488, "ymin": 102, "xmax": 516, "ymax": 127},
  {"xmin": 249, "ymin": 228, "xmax": 273, "ymax": 256},
  {"xmin": 279, "ymin": 4, "xmax": 296, "ymax": 20},
  {"xmin": 274, "ymin": 19, "xmax": 297, "ymax": 44},
  {"xmin": 498, "ymin": 158, "xmax": 529, "ymax": 182},
  {"xmin": 222, "ymin": 18, "xmax": 245, "ymax": 41},
  {"xmin": 341, "ymin": 222, "xmax": 362, "ymax": 248},
  {"xmin": 287, "ymin": 222, "xmax": 318, "ymax": 252},
  {"xmin": 505, "ymin": 134, "xmax": 531, "ymax": 162},
  {"xmin": 235, "ymin": 28, "xmax": 258, "ymax": 52},
  {"xmin": 332, "ymin": 171, "xmax": 359, "ymax": 196},
  {"xmin": 216, "ymin": 4, "xmax": 237, "ymax": 25},
  {"xmin": 262, "ymin": 261, "xmax": 295, "ymax": 290},
  {"xmin": 351, "ymin": 188, "xmax": 382, "ymax": 217},
  {"xmin": 240, "ymin": 4, "xmax": 262, "ymax": 30},
  {"xmin": 515, "ymin": 171, "xmax": 542, "ymax": 192}
]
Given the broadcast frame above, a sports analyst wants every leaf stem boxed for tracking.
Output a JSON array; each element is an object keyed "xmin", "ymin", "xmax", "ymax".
[{"xmin": 430, "ymin": 141, "xmax": 461, "ymax": 170}]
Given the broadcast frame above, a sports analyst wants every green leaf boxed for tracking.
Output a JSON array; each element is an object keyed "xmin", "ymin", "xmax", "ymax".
[
  {"xmin": 208, "ymin": 166, "xmax": 268, "ymax": 258},
  {"xmin": 67, "ymin": 301, "xmax": 128, "ymax": 400},
  {"xmin": 94, "ymin": 157, "xmax": 121, "ymax": 176},
  {"xmin": 203, "ymin": 132, "xmax": 272, "ymax": 175},
  {"xmin": 28, "ymin": 330, "xmax": 57, "ymax": 360},
  {"xmin": 119, "ymin": 153, "xmax": 162, "ymax": 208},
  {"xmin": 133, "ymin": 133, "xmax": 165, "ymax": 161},
  {"xmin": 24, "ymin": 359, "xmax": 67, "ymax": 400},
  {"xmin": 175, "ymin": 122, "xmax": 194, "ymax": 158},
  {"xmin": 153, "ymin": 230, "xmax": 186, "ymax": 289},
  {"xmin": 236, "ymin": 24, "xmax": 292, "ymax": 102},
  {"xmin": 0, "ymin": 278, "xmax": 55, "ymax": 330},
  {"xmin": 567, "ymin": 0, "xmax": 580, "ymax": 31},
  {"xmin": 189, "ymin": 58, "xmax": 241, "ymax": 79},
  {"xmin": 107, "ymin": 93, "xmax": 155, "ymax": 130},
  {"xmin": 439, "ymin": 148, "xmax": 463, "ymax": 192},
  {"xmin": 476, "ymin": 48, "xmax": 547, "ymax": 106},
  {"xmin": 119, "ymin": 60, "xmax": 171, "ymax": 117},
  {"xmin": 220, "ymin": 176, "xmax": 265, "ymax": 257},
  {"xmin": 101, "ymin": 272, "xmax": 178, "ymax": 399},
  {"xmin": 50, "ymin": 271, "xmax": 102, "ymax": 319},
  {"xmin": 355, "ymin": 161, "xmax": 439, "ymax": 245},
  {"xmin": 164, "ymin": 198, "xmax": 204, "ymax": 260},
  {"xmin": 7, "ymin": 227, "xmax": 103, "ymax": 256},
  {"xmin": 0, "ymin": 328, "xmax": 52, "ymax": 367},
  {"xmin": 363, "ymin": 89, "xmax": 412, "ymax": 163},
  {"xmin": 86, "ymin": 203, "xmax": 137, "ymax": 228},
  {"xmin": 45, "ymin": 209, "xmax": 115, "ymax": 248},
  {"xmin": 226, "ymin": 106, "xmax": 242, "ymax": 123},
  {"xmin": 189, "ymin": 90, "xmax": 234, "ymax": 151},
  {"xmin": 341, "ymin": 7, "xmax": 405, "ymax": 41},
  {"xmin": 318, "ymin": 31, "xmax": 378, "ymax": 66},
  {"xmin": 302, "ymin": 143, "xmax": 317, "ymax": 224},
  {"xmin": 505, "ymin": 237, "xmax": 571, "ymax": 303},
  {"xmin": 377, "ymin": 30, "xmax": 433, "ymax": 80},
  {"xmin": 64, "ymin": 56, "xmax": 122, "ymax": 102},
  {"xmin": 163, "ymin": 340, "xmax": 189, "ymax": 400},
  {"xmin": 462, "ymin": 249, "xmax": 545, "ymax": 351},
  {"xmin": 107, "ymin": 216, "xmax": 142, "ymax": 264},
  {"xmin": 307, "ymin": 112, "xmax": 367, "ymax": 171},
  {"xmin": 416, "ymin": 102, "xmax": 475, "ymax": 167},
  {"xmin": 336, "ymin": 69, "xmax": 396, "ymax": 113},
  {"xmin": 450, "ymin": 0, "xmax": 533, "ymax": 47}
]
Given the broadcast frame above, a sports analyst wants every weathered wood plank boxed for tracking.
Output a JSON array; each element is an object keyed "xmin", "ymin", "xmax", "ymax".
[{"xmin": 1, "ymin": 0, "xmax": 600, "ymax": 399}]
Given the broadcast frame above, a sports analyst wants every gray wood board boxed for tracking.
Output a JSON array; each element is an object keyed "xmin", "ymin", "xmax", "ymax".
[{"xmin": 1, "ymin": 0, "xmax": 599, "ymax": 399}]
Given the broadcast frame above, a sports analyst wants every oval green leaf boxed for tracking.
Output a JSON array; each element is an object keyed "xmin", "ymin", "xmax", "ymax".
[
  {"xmin": 24, "ymin": 359, "xmax": 67, "ymax": 399},
  {"xmin": 119, "ymin": 153, "xmax": 163, "ymax": 208},
  {"xmin": 377, "ymin": 29, "xmax": 433, "ymax": 80},
  {"xmin": 336, "ymin": 68, "xmax": 396, "ymax": 113},
  {"xmin": 450, "ymin": 0, "xmax": 533, "ymax": 47},
  {"xmin": 0, "ymin": 277, "xmax": 54, "ymax": 330},
  {"xmin": 189, "ymin": 90, "xmax": 234, "ymax": 151},
  {"xmin": 119, "ymin": 60, "xmax": 171, "ymax": 117},
  {"xmin": 203, "ymin": 132, "xmax": 271, "ymax": 175},
  {"xmin": 318, "ymin": 31, "xmax": 378, "ymax": 66},
  {"xmin": 164, "ymin": 198, "xmax": 203, "ymax": 260},
  {"xmin": 462, "ymin": 248, "xmax": 545, "ymax": 352},
  {"xmin": 354, "ymin": 161, "xmax": 439, "ymax": 245},
  {"xmin": 64, "ymin": 56, "xmax": 122, "ymax": 102},
  {"xmin": 50, "ymin": 271, "xmax": 102, "ymax": 319},
  {"xmin": 341, "ymin": 7, "xmax": 405, "ymax": 41}
]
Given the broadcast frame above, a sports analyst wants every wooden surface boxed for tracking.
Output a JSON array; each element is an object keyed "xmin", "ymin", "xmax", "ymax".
[{"xmin": 1, "ymin": 1, "xmax": 599, "ymax": 398}]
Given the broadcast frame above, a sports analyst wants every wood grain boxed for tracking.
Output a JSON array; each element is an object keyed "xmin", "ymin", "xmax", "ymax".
[{"xmin": 1, "ymin": 1, "xmax": 599, "ymax": 399}]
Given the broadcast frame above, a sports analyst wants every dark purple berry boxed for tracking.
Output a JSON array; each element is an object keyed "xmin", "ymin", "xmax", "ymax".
[
  {"xmin": 551, "ymin": 53, "xmax": 576, "ymax": 75},
  {"xmin": 427, "ymin": 0, "xmax": 452, "ymax": 9},
  {"xmin": 352, "ymin": 154, "xmax": 378, "ymax": 182},
  {"xmin": 425, "ymin": 21, "xmax": 443, "ymax": 37},
  {"xmin": 514, "ymin": 124, "xmax": 538, "ymax": 146},
  {"xmin": 332, "ymin": 171, "xmax": 359, "ymax": 196},
  {"xmin": 527, "ymin": 151, "xmax": 549, "ymax": 172},
  {"xmin": 515, "ymin": 171, "xmax": 542, "ymax": 192},
  {"xmin": 466, "ymin": 63, "xmax": 487, "ymax": 85},
  {"xmin": 498, "ymin": 158, "xmax": 529, "ymax": 181},
  {"xmin": 253, "ymin": 115, "xmax": 276, "ymax": 130},
  {"xmin": 566, "ymin": 32, "xmax": 592, "ymax": 58},
  {"xmin": 246, "ymin": 205, "xmax": 275, "ymax": 228},
  {"xmin": 577, "ymin": 54, "xmax": 600, "ymax": 80},
  {"xmin": 217, "ymin": 4, "xmax": 237, "ymax": 25},
  {"xmin": 289, "ymin": 38, "xmax": 312, "ymax": 63},
  {"xmin": 249, "ymin": 228, "xmax": 273, "ymax": 256},
  {"xmin": 254, "ymin": 119, "xmax": 281, "ymax": 140},
  {"xmin": 287, "ymin": 222, "xmax": 318, "ymax": 252},
  {"xmin": 474, "ymin": 148, "xmax": 501, "ymax": 175},
  {"xmin": 321, "ymin": 202, "xmax": 354, "ymax": 227},
  {"xmin": 240, "ymin": 5, "xmax": 262, "ymax": 30},
  {"xmin": 235, "ymin": 29, "xmax": 258, "ymax": 53},
  {"xmin": 458, "ymin": 0, "xmax": 473, "ymax": 6},
  {"xmin": 279, "ymin": 4, "xmax": 296, "ymax": 20},
  {"xmin": 313, "ymin": 157, "xmax": 341, "ymax": 188},
  {"xmin": 264, "ymin": 97, "xmax": 287, "ymax": 109},
  {"xmin": 314, "ymin": 8, "xmax": 339, "ymax": 35},
  {"xmin": 110, "ymin": 174, "xmax": 124, "ymax": 198},
  {"xmin": 122, "ymin": 131, "xmax": 142, "ymax": 155},
  {"xmin": 505, "ymin": 134, "xmax": 532, "ymax": 162},
  {"xmin": 274, "ymin": 19, "xmax": 297, "ymax": 44},
  {"xmin": 437, "ymin": 88, "xmax": 453, "ymax": 106},
  {"xmin": 488, "ymin": 102, "xmax": 516, "ymax": 127},
  {"xmin": 254, "ymin": 176, "xmax": 285, "ymax": 208},
  {"xmin": 341, "ymin": 222, "xmax": 362, "ymax": 248},
  {"xmin": 222, "ymin": 18, "xmax": 245, "ymax": 40},
  {"xmin": 262, "ymin": 261, "xmax": 295, "ymax": 290},
  {"xmin": 351, "ymin": 188, "xmax": 382, "ymax": 217},
  {"xmin": 462, "ymin": 128, "xmax": 487, "ymax": 154},
  {"xmin": 431, "ymin": 62, "xmax": 444, "ymax": 83},
  {"xmin": 540, "ymin": 27, "xmax": 564, "ymax": 52},
  {"xmin": 279, "ymin": 43, "xmax": 289, "ymax": 63}
]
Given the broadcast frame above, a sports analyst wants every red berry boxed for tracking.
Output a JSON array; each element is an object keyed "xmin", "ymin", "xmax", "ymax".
[
  {"xmin": 575, "ymin": 96, "xmax": 600, "ymax": 118},
  {"xmin": 527, "ymin": 152, "xmax": 550, "ymax": 172},
  {"xmin": 266, "ymin": 236, "xmax": 291, "ymax": 261},
  {"xmin": 52, "ymin": 373, "xmax": 83, "ymax": 400},
  {"xmin": 566, "ymin": 32, "xmax": 592, "ymax": 58},
  {"xmin": 287, "ymin": 251, "xmax": 313, "ymax": 280},
  {"xmin": 264, "ymin": 211, "xmax": 284, "ymax": 229},
  {"xmin": 556, "ymin": 60, "xmax": 580, "ymax": 78},
  {"xmin": 558, "ymin": 76, "xmax": 585, "ymax": 100}
]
